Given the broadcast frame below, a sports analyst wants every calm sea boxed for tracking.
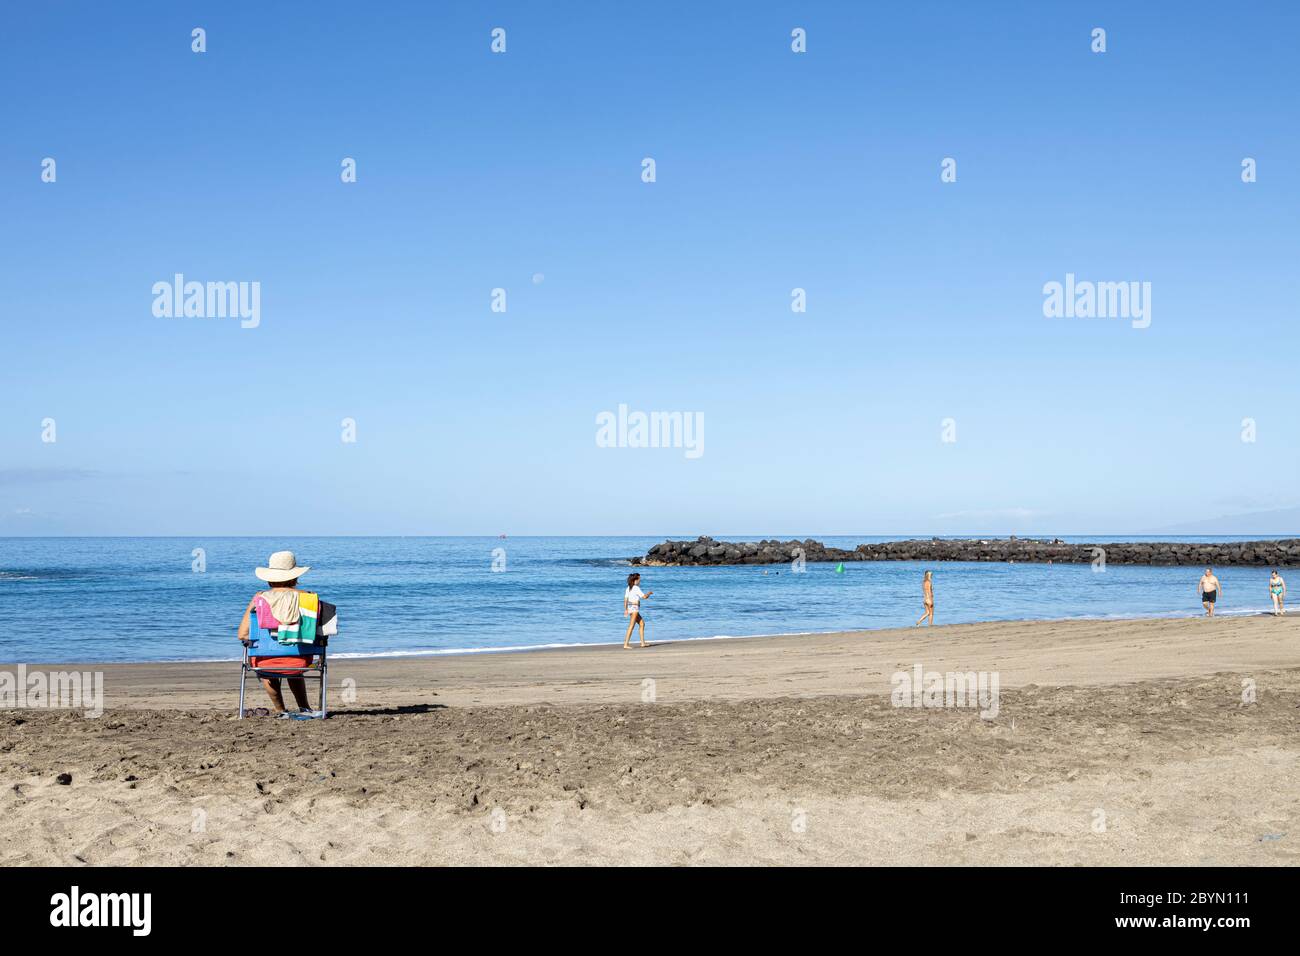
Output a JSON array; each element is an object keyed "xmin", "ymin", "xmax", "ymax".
[{"xmin": 0, "ymin": 536, "xmax": 1289, "ymax": 663}]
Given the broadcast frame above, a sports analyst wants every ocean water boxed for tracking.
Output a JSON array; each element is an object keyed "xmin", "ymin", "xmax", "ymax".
[{"xmin": 0, "ymin": 536, "xmax": 1290, "ymax": 663}]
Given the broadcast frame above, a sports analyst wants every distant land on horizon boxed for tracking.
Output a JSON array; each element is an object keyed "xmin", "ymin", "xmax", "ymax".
[
  {"xmin": 2, "ymin": 506, "xmax": 1299, "ymax": 540},
  {"xmin": 3, "ymin": 524, "xmax": 1300, "ymax": 539},
  {"xmin": 1141, "ymin": 507, "xmax": 1300, "ymax": 536}
]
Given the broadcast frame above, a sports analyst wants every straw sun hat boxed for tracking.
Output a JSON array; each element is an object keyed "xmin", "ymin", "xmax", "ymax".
[{"xmin": 255, "ymin": 550, "xmax": 311, "ymax": 583}]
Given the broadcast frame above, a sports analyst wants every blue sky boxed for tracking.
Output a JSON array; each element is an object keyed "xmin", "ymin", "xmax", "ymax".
[{"xmin": 2, "ymin": 1, "xmax": 1297, "ymax": 536}]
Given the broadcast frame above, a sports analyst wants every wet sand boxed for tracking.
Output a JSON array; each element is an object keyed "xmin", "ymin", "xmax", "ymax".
[{"xmin": 1, "ymin": 615, "xmax": 1297, "ymax": 865}]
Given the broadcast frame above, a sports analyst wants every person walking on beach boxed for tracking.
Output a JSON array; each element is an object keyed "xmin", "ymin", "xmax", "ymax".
[
  {"xmin": 1199, "ymin": 568, "xmax": 1221, "ymax": 617},
  {"xmin": 623, "ymin": 572, "xmax": 652, "ymax": 648},
  {"xmin": 1269, "ymin": 569, "xmax": 1286, "ymax": 615},
  {"xmin": 914, "ymin": 570, "xmax": 935, "ymax": 626}
]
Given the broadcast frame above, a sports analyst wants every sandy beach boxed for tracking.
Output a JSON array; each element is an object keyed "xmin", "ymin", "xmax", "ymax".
[{"xmin": 2, "ymin": 615, "xmax": 1297, "ymax": 866}]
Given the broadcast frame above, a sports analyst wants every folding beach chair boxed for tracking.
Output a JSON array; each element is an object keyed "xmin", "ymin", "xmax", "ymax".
[{"xmin": 239, "ymin": 601, "xmax": 337, "ymax": 719}]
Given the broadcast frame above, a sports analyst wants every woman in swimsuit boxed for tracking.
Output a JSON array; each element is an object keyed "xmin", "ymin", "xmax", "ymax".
[
  {"xmin": 1269, "ymin": 569, "xmax": 1286, "ymax": 615},
  {"xmin": 915, "ymin": 570, "xmax": 935, "ymax": 626}
]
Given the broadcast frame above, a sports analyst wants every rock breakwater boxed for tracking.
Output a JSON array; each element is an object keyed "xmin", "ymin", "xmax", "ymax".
[{"xmin": 631, "ymin": 536, "xmax": 1300, "ymax": 567}]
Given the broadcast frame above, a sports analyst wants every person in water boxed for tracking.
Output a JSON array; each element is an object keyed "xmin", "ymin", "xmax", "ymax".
[
  {"xmin": 1269, "ymin": 569, "xmax": 1286, "ymax": 615},
  {"xmin": 1198, "ymin": 568, "xmax": 1221, "ymax": 617},
  {"xmin": 914, "ymin": 570, "xmax": 935, "ymax": 626},
  {"xmin": 623, "ymin": 572, "xmax": 653, "ymax": 648},
  {"xmin": 238, "ymin": 551, "xmax": 317, "ymax": 715}
]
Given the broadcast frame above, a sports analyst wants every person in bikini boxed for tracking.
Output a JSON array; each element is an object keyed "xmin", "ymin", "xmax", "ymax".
[
  {"xmin": 1269, "ymin": 569, "xmax": 1286, "ymax": 615},
  {"xmin": 1199, "ymin": 568, "xmax": 1221, "ymax": 617},
  {"xmin": 914, "ymin": 570, "xmax": 935, "ymax": 626}
]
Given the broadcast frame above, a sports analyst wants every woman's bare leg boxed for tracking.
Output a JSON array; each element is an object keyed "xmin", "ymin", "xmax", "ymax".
[
  {"xmin": 638, "ymin": 616, "xmax": 647, "ymax": 647},
  {"xmin": 260, "ymin": 677, "xmax": 288, "ymax": 712},
  {"xmin": 624, "ymin": 615, "xmax": 636, "ymax": 648},
  {"xmin": 287, "ymin": 677, "xmax": 311, "ymax": 710}
]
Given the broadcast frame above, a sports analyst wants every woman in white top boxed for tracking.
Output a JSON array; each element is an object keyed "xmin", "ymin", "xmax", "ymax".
[{"xmin": 623, "ymin": 572, "xmax": 653, "ymax": 648}]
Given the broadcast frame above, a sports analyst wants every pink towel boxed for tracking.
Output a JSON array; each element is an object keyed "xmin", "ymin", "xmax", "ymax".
[{"xmin": 253, "ymin": 594, "xmax": 282, "ymax": 631}]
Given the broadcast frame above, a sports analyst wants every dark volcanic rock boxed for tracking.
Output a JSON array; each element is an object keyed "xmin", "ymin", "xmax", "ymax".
[{"xmin": 629, "ymin": 536, "xmax": 1300, "ymax": 568}]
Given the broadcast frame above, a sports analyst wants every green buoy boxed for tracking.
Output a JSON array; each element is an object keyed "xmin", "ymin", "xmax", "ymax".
[{"xmin": 835, "ymin": 562, "xmax": 845, "ymax": 574}]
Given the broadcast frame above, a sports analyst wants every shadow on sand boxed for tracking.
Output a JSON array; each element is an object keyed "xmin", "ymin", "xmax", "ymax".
[{"xmin": 329, "ymin": 703, "xmax": 447, "ymax": 717}]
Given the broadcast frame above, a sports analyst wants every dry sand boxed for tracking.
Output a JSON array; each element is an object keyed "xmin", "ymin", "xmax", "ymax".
[{"xmin": 1, "ymin": 615, "xmax": 1297, "ymax": 865}]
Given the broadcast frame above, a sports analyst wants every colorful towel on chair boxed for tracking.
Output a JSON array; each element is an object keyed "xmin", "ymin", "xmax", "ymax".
[
  {"xmin": 253, "ymin": 590, "xmax": 319, "ymax": 646},
  {"xmin": 319, "ymin": 600, "xmax": 337, "ymax": 636}
]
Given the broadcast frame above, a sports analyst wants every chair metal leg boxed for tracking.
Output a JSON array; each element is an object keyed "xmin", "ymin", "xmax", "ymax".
[{"xmin": 238, "ymin": 645, "xmax": 330, "ymax": 719}]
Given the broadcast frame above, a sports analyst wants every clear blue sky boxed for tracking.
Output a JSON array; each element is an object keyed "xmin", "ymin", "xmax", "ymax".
[{"xmin": 2, "ymin": 1, "xmax": 1297, "ymax": 536}]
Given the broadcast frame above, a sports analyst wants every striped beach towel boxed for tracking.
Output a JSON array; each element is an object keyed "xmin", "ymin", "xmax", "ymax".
[{"xmin": 253, "ymin": 591, "xmax": 320, "ymax": 646}]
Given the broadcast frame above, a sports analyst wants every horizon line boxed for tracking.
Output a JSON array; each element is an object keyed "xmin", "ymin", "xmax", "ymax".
[{"xmin": 3, "ymin": 532, "xmax": 1298, "ymax": 540}]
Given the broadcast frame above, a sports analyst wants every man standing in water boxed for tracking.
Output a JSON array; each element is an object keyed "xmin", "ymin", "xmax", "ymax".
[{"xmin": 1199, "ymin": 568, "xmax": 1221, "ymax": 617}]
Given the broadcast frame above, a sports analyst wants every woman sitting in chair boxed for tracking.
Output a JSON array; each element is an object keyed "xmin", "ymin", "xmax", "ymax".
[{"xmin": 238, "ymin": 551, "xmax": 318, "ymax": 716}]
